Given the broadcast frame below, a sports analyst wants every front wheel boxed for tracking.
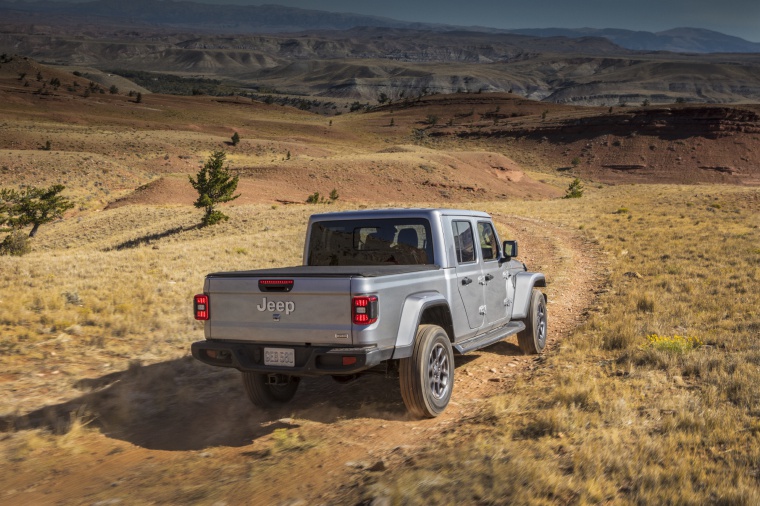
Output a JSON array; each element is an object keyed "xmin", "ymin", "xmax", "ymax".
[
  {"xmin": 242, "ymin": 372, "xmax": 300, "ymax": 408},
  {"xmin": 399, "ymin": 324, "xmax": 454, "ymax": 418},
  {"xmin": 517, "ymin": 288, "xmax": 547, "ymax": 355}
]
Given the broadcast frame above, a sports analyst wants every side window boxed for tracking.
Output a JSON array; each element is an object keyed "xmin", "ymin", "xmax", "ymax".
[
  {"xmin": 477, "ymin": 222, "xmax": 498, "ymax": 261},
  {"xmin": 452, "ymin": 220, "xmax": 476, "ymax": 264}
]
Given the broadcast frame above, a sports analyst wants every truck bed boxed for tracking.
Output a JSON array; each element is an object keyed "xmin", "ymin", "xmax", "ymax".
[
  {"xmin": 201, "ymin": 263, "xmax": 443, "ymax": 347},
  {"xmin": 207, "ymin": 264, "xmax": 441, "ymax": 278}
]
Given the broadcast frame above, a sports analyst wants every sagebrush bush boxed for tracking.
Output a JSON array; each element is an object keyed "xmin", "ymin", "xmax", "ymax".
[{"xmin": 0, "ymin": 231, "xmax": 31, "ymax": 256}]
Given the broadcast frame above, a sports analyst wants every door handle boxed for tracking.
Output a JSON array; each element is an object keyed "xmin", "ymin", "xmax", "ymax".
[
  {"xmin": 485, "ymin": 274, "xmax": 494, "ymax": 281},
  {"xmin": 462, "ymin": 277, "xmax": 472, "ymax": 285}
]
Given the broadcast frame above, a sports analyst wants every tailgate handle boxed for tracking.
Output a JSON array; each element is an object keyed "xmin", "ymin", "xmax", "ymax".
[{"xmin": 258, "ymin": 279, "xmax": 294, "ymax": 292}]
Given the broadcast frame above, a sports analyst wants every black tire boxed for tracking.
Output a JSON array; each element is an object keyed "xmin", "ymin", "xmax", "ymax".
[
  {"xmin": 242, "ymin": 372, "xmax": 300, "ymax": 408},
  {"xmin": 517, "ymin": 288, "xmax": 547, "ymax": 355},
  {"xmin": 399, "ymin": 324, "xmax": 454, "ymax": 418}
]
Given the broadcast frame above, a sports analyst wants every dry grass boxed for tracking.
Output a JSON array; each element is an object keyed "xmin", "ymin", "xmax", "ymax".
[
  {"xmin": 0, "ymin": 184, "xmax": 758, "ymax": 504},
  {"xmin": 357, "ymin": 185, "xmax": 760, "ymax": 504},
  {"xmin": 0, "ymin": 203, "xmax": 319, "ymax": 414}
]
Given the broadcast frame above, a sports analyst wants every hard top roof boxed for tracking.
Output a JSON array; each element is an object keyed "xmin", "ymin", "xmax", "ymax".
[{"xmin": 309, "ymin": 208, "xmax": 491, "ymax": 221}]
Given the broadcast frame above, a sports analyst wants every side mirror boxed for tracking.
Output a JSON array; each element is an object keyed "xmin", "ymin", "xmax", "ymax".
[{"xmin": 502, "ymin": 240, "xmax": 518, "ymax": 260}]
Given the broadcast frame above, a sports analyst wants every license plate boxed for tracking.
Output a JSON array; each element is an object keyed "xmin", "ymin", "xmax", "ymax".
[{"xmin": 264, "ymin": 347, "xmax": 295, "ymax": 367}]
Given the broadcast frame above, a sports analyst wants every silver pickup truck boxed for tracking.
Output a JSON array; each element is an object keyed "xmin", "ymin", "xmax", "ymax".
[{"xmin": 191, "ymin": 208, "xmax": 547, "ymax": 418}]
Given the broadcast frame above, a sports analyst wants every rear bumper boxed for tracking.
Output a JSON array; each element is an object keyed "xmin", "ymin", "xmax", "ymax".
[{"xmin": 191, "ymin": 340, "xmax": 394, "ymax": 377}]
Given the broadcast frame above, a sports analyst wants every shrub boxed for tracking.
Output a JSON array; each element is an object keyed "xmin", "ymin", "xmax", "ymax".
[
  {"xmin": 645, "ymin": 334, "xmax": 703, "ymax": 353},
  {"xmin": 0, "ymin": 230, "xmax": 31, "ymax": 256},
  {"xmin": 636, "ymin": 294, "xmax": 655, "ymax": 313},
  {"xmin": 411, "ymin": 128, "xmax": 427, "ymax": 143}
]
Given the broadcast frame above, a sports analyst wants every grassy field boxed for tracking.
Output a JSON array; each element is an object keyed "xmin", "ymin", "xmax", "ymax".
[
  {"xmin": 355, "ymin": 185, "xmax": 760, "ymax": 504},
  {"xmin": 0, "ymin": 203, "xmax": 315, "ymax": 413},
  {"xmin": 0, "ymin": 184, "xmax": 757, "ymax": 504}
]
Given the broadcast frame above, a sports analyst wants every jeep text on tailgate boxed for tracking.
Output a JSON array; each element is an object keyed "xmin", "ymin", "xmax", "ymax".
[{"xmin": 191, "ymin": 208, "xmax": 547, "ymax": 418}]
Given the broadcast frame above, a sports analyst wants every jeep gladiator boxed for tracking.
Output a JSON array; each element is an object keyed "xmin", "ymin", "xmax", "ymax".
[{"xmin": 191, "ymin": 208, "xmax": 547, "ymax": 418}]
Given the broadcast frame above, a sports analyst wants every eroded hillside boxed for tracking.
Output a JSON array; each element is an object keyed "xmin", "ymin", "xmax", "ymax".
[{"xmin": 2, "ymin": 20, "xmax": 760, "ymax": 104}]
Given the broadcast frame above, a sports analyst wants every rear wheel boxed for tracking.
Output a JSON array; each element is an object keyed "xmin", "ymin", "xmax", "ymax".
[
  {"xmin": 400, "ymin": 324, "xmax": 454, "ymax": 418},
  {"xmin": 517, "ymin": 288, "xmax": 547, "ymax": 355},
  {"xmin": 242, "ymin": 372, "xmax": 300, "ymax": 407}
]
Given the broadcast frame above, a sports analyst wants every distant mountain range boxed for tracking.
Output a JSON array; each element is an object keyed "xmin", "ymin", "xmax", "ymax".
[
  {"xmin": 510, "ymin": 27, "xmax": 760, "ymax": 54},
  {"xmin": 1, "ymin": 0, "xmax": 759, "ymax": 54}
]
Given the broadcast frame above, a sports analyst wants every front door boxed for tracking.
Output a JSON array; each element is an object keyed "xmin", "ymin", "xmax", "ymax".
[{"xmin": 478, "ymin": 221, "xmax": 509, "ymax": 328}]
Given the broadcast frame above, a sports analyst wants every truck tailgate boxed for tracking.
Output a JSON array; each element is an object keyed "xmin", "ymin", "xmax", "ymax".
[{"xmin": 205, "ymin": 275, "xmax": 353, "ymax": 345}]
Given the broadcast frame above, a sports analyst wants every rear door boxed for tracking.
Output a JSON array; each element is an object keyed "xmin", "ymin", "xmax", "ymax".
[{"xmin": 451, "ymin": 219, "xmax": 485, "ymax": 330}]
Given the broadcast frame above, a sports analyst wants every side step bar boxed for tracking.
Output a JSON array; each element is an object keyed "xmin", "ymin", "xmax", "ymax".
[{"xmin": 453, "ymin": 321, "xmax": 526, "ymax": 354}]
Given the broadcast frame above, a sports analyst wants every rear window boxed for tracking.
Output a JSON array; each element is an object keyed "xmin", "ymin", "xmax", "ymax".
[{"xmin": 307, "ymin": 218, "xmax": 434, "ymax": 266}]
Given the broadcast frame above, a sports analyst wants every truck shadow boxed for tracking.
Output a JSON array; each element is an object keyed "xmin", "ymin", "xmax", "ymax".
[
  {"xmin": 1, "ymin": 357, "xmax": 410, "ymax": 451},
  {"xmin": 2, "ymin": 343, "xmax": 522, "ymax": 452},
  {"xmin": 484, "ymin": 340, "xmax": 524, "ymax": 356}
]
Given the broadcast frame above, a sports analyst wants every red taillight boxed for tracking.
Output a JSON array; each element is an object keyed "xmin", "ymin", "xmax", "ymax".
[
  {"xmin": 352, "ymin": 295, "xmax": 378, "ymax": 325},
  {"xmin": 194, "ymin": 294, "xmax": 209, "ymax": 320}
]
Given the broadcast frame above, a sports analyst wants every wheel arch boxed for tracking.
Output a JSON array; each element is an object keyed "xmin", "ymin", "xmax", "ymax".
[
  {"xmin": 512, "ymin": 272, "xmax": 547, "ymax": 319},
  {"xmin": 419, "ymin": 304, "xmax": 455, "ymax": 344},
  {"xmin": 392, "ymin": 292, "xmax": 453, "ymax": 359}
]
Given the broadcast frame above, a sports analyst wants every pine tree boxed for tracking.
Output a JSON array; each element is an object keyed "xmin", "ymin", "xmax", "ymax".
[
  {"xmin": 0, "ymin": 184, "xmax": 74, "ymax": 237},
  {"xmin": 231, "ymin": 132, "xmax": 240, "ymax": 146},
  {"xmin": 563, "ymin": 178, "xmax": 585, "ymax": 199},
  {"xmin": 189, "ymin": 151, "xmax": 240, "ymax": 226}
]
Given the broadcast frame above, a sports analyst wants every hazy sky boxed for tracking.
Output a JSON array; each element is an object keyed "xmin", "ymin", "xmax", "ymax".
[{"xmin": 205, "ymin": 0, "xmax": 760, "ymax": 42}]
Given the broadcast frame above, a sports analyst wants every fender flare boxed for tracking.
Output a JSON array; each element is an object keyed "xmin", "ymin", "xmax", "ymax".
[
  {"xmin": 511, "ymin": 272, "xmax": 546, "ymax": 319},
  {"xmin": 392, "ymin": 291, "xmax": 451, "ymax": 359}
]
